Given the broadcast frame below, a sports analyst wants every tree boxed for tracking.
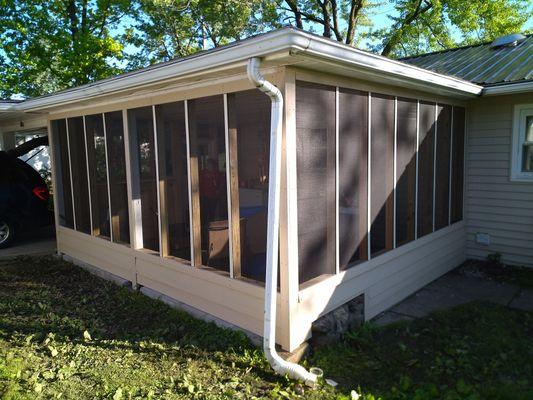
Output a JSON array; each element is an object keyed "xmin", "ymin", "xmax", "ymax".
[
  {"xmin": 127, "ymin": 0, "xmax": 280, "ymax": 66},
  {"xmin": 278, "ymin": 0, "xmax": 530, "ymax": 57},
  {"xmin": 0, "ymin": 0, "xmax": 134, "ymax": 98}
]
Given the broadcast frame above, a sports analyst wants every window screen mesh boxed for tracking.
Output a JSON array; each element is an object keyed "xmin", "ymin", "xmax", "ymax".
[
  {"xmin": 451, "ymin": 107, "xmax": 465, "ymax": 223},
  {"xmin": 435, "ymin": 104, "xmax": 452, "ymax": 230},
  {"xmin": 296, "ymin": 81, "xmax": 336, "ymax": 284},
  {"xmin": 395, "ymin": 98, "xmax": 417, "ymax": 246},
  {"xmin": 51, "ymin": 119, "xmax": 74, "ymax": 228},
  {"xmin": 338, "ymin": 88, "xmax": 368, "ymax": 269},
  {"xmin": 417, "ymin": 102, "xmax": 435, "ymax": 237}
]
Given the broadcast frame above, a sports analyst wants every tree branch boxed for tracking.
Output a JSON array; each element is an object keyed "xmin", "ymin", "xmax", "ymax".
[{"xmin": 346, "ymin": 0, "xmax": 364, "ymax": 45}]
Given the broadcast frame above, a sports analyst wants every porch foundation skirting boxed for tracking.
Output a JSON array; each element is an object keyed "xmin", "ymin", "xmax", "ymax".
[{"xmin": 57, "ymin": 221, "xmax": 466, "ymax": 351}]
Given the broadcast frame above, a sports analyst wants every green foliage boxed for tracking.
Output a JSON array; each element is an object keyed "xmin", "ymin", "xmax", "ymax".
[
  {"xmin": 369, "ymin": 0, "xmax": 530, "ymax": 57},
  {"xmin": 312, "ymin": 301, "xmax": 533, "ymax": 399},
  {"xmin": 0, "ymin": 0, "xmax": 134, "ymax": 98}
]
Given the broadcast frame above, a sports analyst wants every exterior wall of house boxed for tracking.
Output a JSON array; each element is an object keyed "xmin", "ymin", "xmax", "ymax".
[{"xmin": 465, "ymin": 92, "xmax": 533, "ymax": 267}]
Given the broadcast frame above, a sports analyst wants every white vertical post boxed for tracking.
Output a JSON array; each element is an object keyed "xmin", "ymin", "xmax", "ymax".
[
  {"xmin": 367, "ymin": 93, "xmax": 372, "ymax": 259},
  {"xmin": 102, "ymin": 113, "xmax": 113, "ymax": 242},
  {"xmin": 184, "ymin": 100, "xmax": 195, "ymax": 266},
  {"xmin": 335, "ymin": 87, "xmax": 340, "ymax": 274},
  {"xmin": 152, "ymin": 105, "xmax": 163, "ymax": 256},
  {"xmin": 433, "ymin": 103, "xmax": 438, "ymax": 232},
  {"xmin": 414, "ymin": 100, "xmax": 420, "ymax": 240},
  {"xmin": 393, "ymin": 97, "xmax": 398, "ymax": 249},
  {"xmin": 448, "ymin": 106, "xmax": 454, "ymax": 226},
  {"xmin": 223, "ymin": 94, "xmax": 235, "ymax": 278},
  {"xmin": 65, "ymin": 118, "xmax": 77, "ymax": 230}
]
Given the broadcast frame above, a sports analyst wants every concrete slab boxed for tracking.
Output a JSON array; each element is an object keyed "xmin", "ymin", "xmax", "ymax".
[
  {"xmin": 426, "ymin": 273, "xmax": 519, "ymax": 306},
  {"xmin": 372, "ymin": 311, "xmax": 414, "ymax": 327},
  {"xmin": 390, "ymin": 284, "xmax": 471, "ymax": 318},
  {"xmin": 0, "ymin": 225, "xmax": 56, "ymax": 260},
  {"xmin": 509, "ymin": 289, "xmax": 533, "ymax": 312}
]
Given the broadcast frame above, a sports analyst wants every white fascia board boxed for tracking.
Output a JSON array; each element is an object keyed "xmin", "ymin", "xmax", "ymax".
[
  {"xmin": 16, "ymin": 28, "xmax": 483, "ymax": 113},
  {"xmin": 482, "ymin": 80, "xmax": 533, "ymax": 96}
]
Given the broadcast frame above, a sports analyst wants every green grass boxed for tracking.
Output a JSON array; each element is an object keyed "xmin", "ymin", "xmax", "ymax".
[{"xmin": 1, "ymin": 257, "xmax": 532, "ymax": 399}]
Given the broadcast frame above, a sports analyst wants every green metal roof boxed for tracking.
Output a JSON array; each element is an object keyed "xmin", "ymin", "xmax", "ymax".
[{"xmin": 401, "ymin": 34, "xmax": 532, "ymax": 87}]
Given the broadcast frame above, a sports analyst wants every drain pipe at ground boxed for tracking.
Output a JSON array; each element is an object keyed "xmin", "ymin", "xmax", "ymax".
[{"xmin": 246, "ymin": 57, "xmax": 318, "ymax": 387}]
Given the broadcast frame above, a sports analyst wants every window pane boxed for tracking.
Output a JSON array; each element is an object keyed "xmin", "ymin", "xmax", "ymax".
[
  {"xmin": 339, "ymin": 88, "xmax": 368, "ymax": 269},
  {"xmin": 188, "ymin": 95, "xmax": 228, "ymax": 270},
  {"xmin": 434, "ymin": 104, "xmax": 452, "ymax": 230},
  {"xmin": 227, "ymin": 89, "xmax": 271, "ymax": 282},
  {"xmin": 526, "ymin": 116, "xmax": 533, "ymax": 142},
  {"xmin": 296, "ymin": 81, "xmax": 336, "ymax": 284},
  {"xmin": 51, "ymin": 119, "xmax": 74, "ymax": 228},
  {"xmin": 395, "ymin": 98, "xmax": 417, "ymax": 246},
  {"xmin": 370, "ymin": 94, "xmax": 394, "ymax": 256},
  {"xmin": 105, "ymin": 111, "xmax": 130, "ymax": 244},
  {"xmin": 85, "ymin": 114, "xmax": 110, "ymax": 239},
  {"xmin": 522, "ymin": 144, "xmax": 533, "ymax": 171},
  {"xmin": 417, "ymin": 102, "xmax": 435, "ymax": 237},
  {"xmin": 67, "ymin": 117, "xmax": 91, "ymax": 234},
  {"xmin": 128, "ymin": 106, "xmax": 159, "ymax": 252},
  {"xmin": 155, "ymin": 101, "xmax": 191, "ymax": 260},
  {"xmin": 450, "ymin": 106, "xmax": 465, "ymax": 223}
]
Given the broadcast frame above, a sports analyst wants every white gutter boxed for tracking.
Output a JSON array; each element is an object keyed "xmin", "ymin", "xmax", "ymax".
[
  {"xmin": 10, "ymin": 28, "xmax": 481, "ymax": 113},
  {"xmin": 482, "ymin": 80, "xmax": 533, "ymax": 96},
  {"xmin": 247, "ymin": 57, "xmax": 318, "ymax": 387}
]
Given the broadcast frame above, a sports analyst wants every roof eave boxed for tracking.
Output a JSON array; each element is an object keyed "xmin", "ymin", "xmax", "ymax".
[
  {"xmin": 482, "ymin": 80, "xmax": 533, "ymax": 96},
  {"xmin": 14, "ymin": 28, "xmax": 483, "ymax": 113}
]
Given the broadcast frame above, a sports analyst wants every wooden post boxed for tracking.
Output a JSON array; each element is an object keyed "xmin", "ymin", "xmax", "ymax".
[
  {"xmin": 186, "ymin": 100, "xmax": 203, "ymax": 267},
  {"xmin": 226, "ymin": 93, "xmax": 242, "ymax": 278}
]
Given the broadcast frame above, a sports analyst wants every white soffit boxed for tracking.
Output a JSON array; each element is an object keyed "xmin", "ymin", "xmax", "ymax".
[{"xmin": 13, "ymin": 28, "xmax": 483, "ymax": 113}]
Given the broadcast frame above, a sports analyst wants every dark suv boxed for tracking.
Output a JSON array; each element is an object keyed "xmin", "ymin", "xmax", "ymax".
[{"xmin": 0, "ymin": 137, "xmax": 53, "ymax": 249}]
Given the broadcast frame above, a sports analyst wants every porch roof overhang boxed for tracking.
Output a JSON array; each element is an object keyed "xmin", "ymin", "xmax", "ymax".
[{"xmin": 8, "ymin": 28, "xmax": 483, "ymax": 115}]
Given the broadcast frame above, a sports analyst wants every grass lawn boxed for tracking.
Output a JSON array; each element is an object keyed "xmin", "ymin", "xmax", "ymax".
[{"xmin": 1, "ymin": 257, "xmax": 532, "ymax": 399}]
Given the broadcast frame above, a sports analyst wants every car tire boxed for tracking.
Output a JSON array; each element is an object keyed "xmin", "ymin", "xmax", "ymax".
[{"xmin": 0, "ymin": 220, "xmax": 14, "ymax": 249}]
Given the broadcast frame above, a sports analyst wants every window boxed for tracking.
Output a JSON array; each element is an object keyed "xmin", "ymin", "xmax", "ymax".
[
  {"xmin": 338, "ymin": 88, "xmax": 368, "ymax": 269},
  {"xmin": 511, "ymin": 104, "xmax": 533, "ymax": 181},
  {"xmin": 85, "ymin": 114, "xmax": 111, "ymax": 239},
  {"xmin": 155, "ymin": 101, "xmax": 191, "ymax": 261},
  {"xmin": 434, "ymin": 104, "xmax": 452, "ymax": 230},
  {"xmin": 296, "ymin": 81, "xmax": 336, "ymax": 284},
  {"xmin": 417, "ymin": 102, "xmax": 435, "ymax": 237},
  {"xmin": 187, "ymin": 95, "xmax": 229, "ymax": 270},
  {"xmin": 395, "ymin": 98, "xmax": 417, "ymax": 246},
  {"xmin": 67, "ymin": 117, "xmax": 91, "ymax": 234},
  {"xmin": 51, "ymin": 119, "xmax": 74, "ymax": 228},
  {"xmin": 128, "ymin": 106, "xmax": 159, "ymax": 252},
  {"xmin": 370, "ymin": 94, "xmax": 394, "ymax": 256}
]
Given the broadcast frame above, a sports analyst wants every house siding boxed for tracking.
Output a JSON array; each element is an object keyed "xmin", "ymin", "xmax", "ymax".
[{"xmin": 465, "ymin": 93, "xmax": 533, "ymax": 267}]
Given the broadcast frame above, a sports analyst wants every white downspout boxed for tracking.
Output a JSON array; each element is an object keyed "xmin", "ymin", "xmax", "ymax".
[{"xmin": 247, "ymin": 57, "xmax": 318, "ymax": 387}]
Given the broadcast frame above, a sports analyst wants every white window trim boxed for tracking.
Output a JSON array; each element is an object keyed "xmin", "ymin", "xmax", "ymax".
[{"xmin": 510, "ymin": 103, "xmax": 533, "ymax": 182}]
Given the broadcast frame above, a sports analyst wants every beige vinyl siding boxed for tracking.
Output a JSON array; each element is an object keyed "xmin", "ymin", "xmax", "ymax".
[{"xmin": 465, "ymin": 93, "xmax": 533, "ymax": 268}]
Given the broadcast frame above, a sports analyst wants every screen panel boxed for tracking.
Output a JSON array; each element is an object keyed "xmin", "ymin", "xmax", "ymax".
[
  {"xmin": 296, "ymin": 81, "xmax": 336, "ymax": 284},
  {"xmin": 128, "ymin": 106, "xmax": 159, "ymax": 252},
  {"xmin": 105, "ymin": 111, "xmax": 130, "ymax": 245},
  {"xmin": 370, "ymin": 94, "xmax": 394, "ymax": 256},
  {"xmin": 435, "ymin": 104, "xmax": 452, "ymax": 230},
  {"xmin": 187, "ymin": 95, "xmax": 229, "ymax": 270},
  {"xmin": 450, "ymin": 106, "xmax": 465, "ymax": 223},
  {"xmin": 155, "ymin": 101, "xmax": 191, "ymax": 261},
  {"xmin": 338, "ymin": 88, "xmax": 368, "ymax": 269},
  {"xmin": 417, "ymin": 102, "xmax": 435, "ymax": 237},
  {"xmin": 51, "ymin": 119, "xmax": 74, "ymax": 228},
  {"xmin": 228, "ymin": 89, "xmax": 271, "ymax": 282},
  {"xmin": 67, "ymin": 117, "xmax": 91, "ymax": 234},
  {"xmin": 395, "ymin": 98, "xmax": 417, "ymax": 246},
  {"xmin": 85, "ymin": 114, "xmax": 111, "ymax": 239}
]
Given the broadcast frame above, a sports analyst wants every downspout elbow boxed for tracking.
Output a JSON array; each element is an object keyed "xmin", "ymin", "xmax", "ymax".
[{"xmin": 247, "ymin": 57, "xmax": 318, "ymax": 387}]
